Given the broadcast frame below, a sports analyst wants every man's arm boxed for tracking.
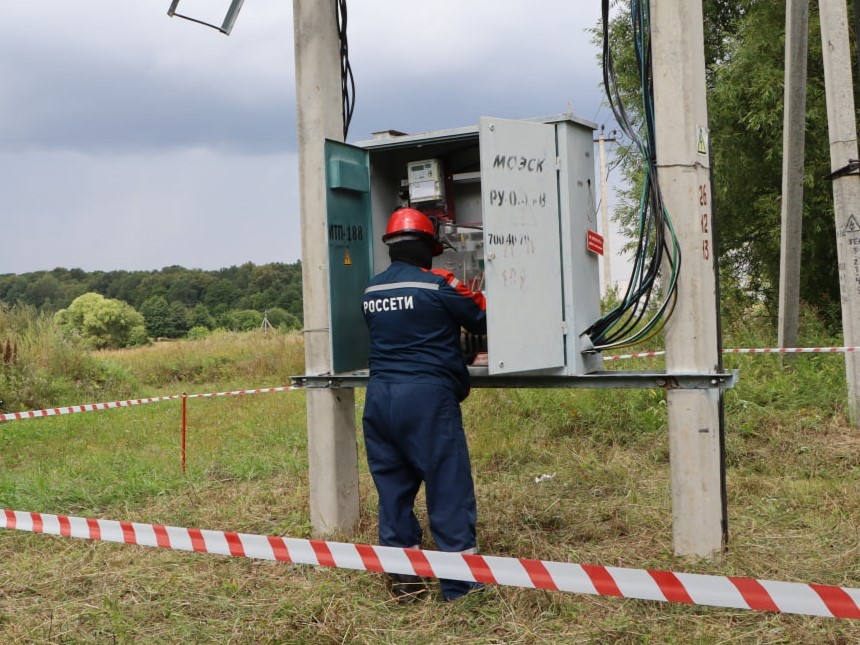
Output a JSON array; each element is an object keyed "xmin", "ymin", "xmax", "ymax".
[{"xmin": 429, "ymin": 269, "xmax": 487, "ymax": 335}]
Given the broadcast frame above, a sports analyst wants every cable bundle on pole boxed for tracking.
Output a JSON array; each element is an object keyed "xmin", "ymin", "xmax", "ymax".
[
  {"xmin": 585, "ymin": 0, "xmax": 681, "ymax": 352},
  {"xmin": 336, "ymin": 0, "xmax": 356, "ymax": 140}
]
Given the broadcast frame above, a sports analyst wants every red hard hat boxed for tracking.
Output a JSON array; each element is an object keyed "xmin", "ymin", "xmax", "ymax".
[{"xmin": 382, "ymin": 207, "xmax": 443, "ymax": 256}]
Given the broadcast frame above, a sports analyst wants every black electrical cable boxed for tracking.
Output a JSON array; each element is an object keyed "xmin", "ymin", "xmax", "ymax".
[
  {"xmin": 586, "ymin": 0, "xmax": 677, "ymax": 347},
  {"xmin": 707, "ymin": 137, "xmax": 729, "ymax": 548},
  {"xmin": 584, "ymin": 0, "xmax": 681, "ymax": 352},
  {"xmin": 336, "ymin": 0, "xmax": 355, "ymax": 140}
]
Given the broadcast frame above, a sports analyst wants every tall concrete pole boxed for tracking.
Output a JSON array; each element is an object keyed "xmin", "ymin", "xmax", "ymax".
[
  {"xmin": 818, "ymin": 0, "xmax": 860, "ymax": 424},
  {"xmin": 597, "ymin": 130, "xmax": 614, "ymax": 295},
  {"xmin": 778, "ymin": 0, "xmax": 810, "ymax": 350},
  {"xmin": 652, "ymin": 0, "xmax": 724, "ymax": 557},
  {"xmin": 293, "ymin": 0, "xmax": 360, "ymax": 535}
]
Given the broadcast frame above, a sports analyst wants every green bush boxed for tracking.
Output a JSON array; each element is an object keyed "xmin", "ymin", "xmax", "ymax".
[
  {"xmin": 0, "ymin": 303, "xmax": 140, "ymax": 411},
  {"xmin": 217, "ymin": 309, "xmax": 264, "ymax": 332},
  {"xmin": 55, "ymin": 293, "xmax": 147, "ymax": 349},
  {"xmin": 264, "ymin": 307, "xmax": 301, "ymax": 331},
  {"xmin": 187, "ymin": 325, "xmax": 210, "ymax": 341},
  {"xmin": 127, "ymin": 325, "xmax": 152, "ymax": 347}
]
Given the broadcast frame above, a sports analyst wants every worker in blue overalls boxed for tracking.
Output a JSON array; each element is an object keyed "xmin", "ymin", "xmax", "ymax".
[{"xmin": 362, "ymin": 207, "xmax": 487, "ymax": 602}]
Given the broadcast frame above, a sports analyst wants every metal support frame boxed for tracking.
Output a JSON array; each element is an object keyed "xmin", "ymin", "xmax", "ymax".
[{"xmin": 293, "ymin": 370, "xmax": 739, "ymax": 391}]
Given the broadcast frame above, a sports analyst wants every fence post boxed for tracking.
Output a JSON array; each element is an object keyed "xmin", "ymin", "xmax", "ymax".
[{"xmin": 181, "ymin": 392, "xmax": 187, "ymax": 474}]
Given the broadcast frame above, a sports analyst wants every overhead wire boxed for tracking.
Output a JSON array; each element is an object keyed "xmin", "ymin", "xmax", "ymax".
[{"xmin": 584, "ymin": 0, "xmax": 681, "ymax": 352}]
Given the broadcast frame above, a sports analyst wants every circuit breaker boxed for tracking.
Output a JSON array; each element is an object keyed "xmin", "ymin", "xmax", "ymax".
[{"xmin": 323, "ymin": 114, "xmax": 603, "ymax": 377}]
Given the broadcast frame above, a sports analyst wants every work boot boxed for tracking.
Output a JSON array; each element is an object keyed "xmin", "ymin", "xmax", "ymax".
[
  {"xmin": 442, "ymin": 580, "xmax": 486, "ymax": 602},
  {"xmin": 387, "ymin": 573, "xmax": 428, "ymax": 604}
]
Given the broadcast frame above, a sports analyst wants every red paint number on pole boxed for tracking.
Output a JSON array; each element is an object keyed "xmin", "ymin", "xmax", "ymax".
[{"xmin": 700, "ymin": 184, "xmax": 711, "ymax": 261}]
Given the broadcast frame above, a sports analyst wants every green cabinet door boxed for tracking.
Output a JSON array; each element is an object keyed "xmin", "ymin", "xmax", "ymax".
[{"xmin": 324, "ymin": 139, "xmax": 373, "ymax": 373}]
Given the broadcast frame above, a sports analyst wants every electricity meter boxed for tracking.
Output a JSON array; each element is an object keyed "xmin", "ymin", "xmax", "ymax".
[{"xmin": 407, "ymin": 159, "xmax": 445, "ymax": 203}]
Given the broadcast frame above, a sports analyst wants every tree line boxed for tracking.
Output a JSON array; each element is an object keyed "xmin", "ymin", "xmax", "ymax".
[
  {"xmin": 0, "ymin": 262, "xmax": 304, "ymax": 344},
  {"xmin": 603, "ymin": 1, "xmax": 859, "ymax": 328}
]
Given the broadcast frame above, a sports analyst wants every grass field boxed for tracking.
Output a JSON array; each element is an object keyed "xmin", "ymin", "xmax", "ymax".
[{"xmin": 1, "ymin": 318, "xmax": 859, "ymax": 643}]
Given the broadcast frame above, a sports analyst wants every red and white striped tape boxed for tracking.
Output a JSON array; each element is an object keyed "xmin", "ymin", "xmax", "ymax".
[
  {"xmin": 185, "ymin": 386, "xmax": 301, "ymax": 400},
  {"xmin": 0, "ymin": 386, "xmax": 302, "ymax": 423},
  {"xmin": 2, "ymin": 509, "xmax": 858, "ymax": 618},
  {"xmin": 604, "ymin": 346, "xmax": 860, "ymax": 361},
  {"xmin": 603, "ymin": 351, "xmax": 667, "ymax": 361},
  {"xmin": 723, "ymin": 346, "xmax": 859, "ymax": 355},
  {"xmin": 0, "ymin": 394, "xmax": 182, "ymax": 422}
]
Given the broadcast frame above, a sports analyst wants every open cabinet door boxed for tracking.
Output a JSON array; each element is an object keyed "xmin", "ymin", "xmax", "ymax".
[
  {"xmin": 479, "ymin": 117, "xmax": 565, "ymax": 375},
  {"xmin": 324, "ymin": 139, "xmax": 373, "ymax": 373}
]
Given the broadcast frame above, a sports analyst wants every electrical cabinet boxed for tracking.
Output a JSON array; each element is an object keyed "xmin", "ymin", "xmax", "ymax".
[{"xmin": 324, "ymin": 114, "xmax": 603, "ymax": 378}]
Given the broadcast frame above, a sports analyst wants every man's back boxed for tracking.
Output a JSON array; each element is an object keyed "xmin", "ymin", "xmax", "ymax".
[{"xmin": 362, "ymin": 260, "xmax": 486, "ymax": 401}]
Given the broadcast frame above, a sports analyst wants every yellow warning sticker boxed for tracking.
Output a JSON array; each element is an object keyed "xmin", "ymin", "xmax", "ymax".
[
  {"xmin": 697, "ymin": 126, "xmax": 708, "ymax": 155},
  {"xmin": 344, "ymin": 249, "xmax": 352, "ymax": 266}
]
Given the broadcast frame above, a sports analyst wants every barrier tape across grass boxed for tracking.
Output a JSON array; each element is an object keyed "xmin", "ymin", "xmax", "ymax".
[
  {"xmin": 184, "ymin": 386, "xmax": 302, "ymax": 400},
  {"xmin": 1, "ymin": 509, "xmax": 858, "ymax": 618},
  {"xmin": 0, "ymin": 394, "xmax": 183, "ymax": 421},
  {"xmin": 0, "ymin": 386, "xmax": 302, "ymax": 423},
  {"xmin": 2, "ymin": 346, "xmax": 858, "ymax": 423},
  {"xmin": 603, "ymin": 346, "xmax": 859, "ymax": 361}
]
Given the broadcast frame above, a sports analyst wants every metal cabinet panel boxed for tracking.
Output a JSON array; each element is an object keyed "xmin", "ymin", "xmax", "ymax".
[
  {"xmin": 324, "ymin": 139, "xmax": 373, "ymax": 373},
  {"xmin": 479, "ymin": 117, "xmax": 565, "ymax": 374}
]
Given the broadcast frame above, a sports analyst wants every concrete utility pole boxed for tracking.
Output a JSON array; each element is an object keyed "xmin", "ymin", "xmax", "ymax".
[
  {"xmin": 818, "ymin": 0, "xmax": 860, "ymax": 424},
  {"xmin": 778, "ymin": 0, "xmax": 810, "ymax": 350},
  {"xmin": 293, "ymin": 0, "xmax": 360, "ymax": 535},
  {"xmin": 652, "ymin": 0, "xmax": 724, "ymax": 557},
  {"xmin": 596, "ymin": 129, "xmax": 616, "ymax": 295}
]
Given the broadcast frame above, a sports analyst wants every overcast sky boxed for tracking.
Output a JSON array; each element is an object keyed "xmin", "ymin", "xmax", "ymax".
[{"xmin": 0, "ymin": 1, "xmax": 619, "ymax": 276}]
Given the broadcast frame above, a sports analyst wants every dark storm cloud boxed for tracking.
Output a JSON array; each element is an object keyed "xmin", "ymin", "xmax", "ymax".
[
  {"xmin": 0, "ymin": 1, "xmax": 610, "ymax": 274},
  {"xmin": 0, "ymin": 22, "xmax": 295, "ymax": 154}
]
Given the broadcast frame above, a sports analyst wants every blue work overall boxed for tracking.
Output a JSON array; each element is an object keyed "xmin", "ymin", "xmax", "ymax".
[{"xmin": 362, "ymin": 260, "xmax": 486, "ymax": 600}]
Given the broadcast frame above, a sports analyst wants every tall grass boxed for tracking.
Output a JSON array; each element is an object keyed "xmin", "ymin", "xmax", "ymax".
[
  {"xmin": 0, "ymin": 306, "xmax": 858, "ymax": 643},
  {"xmin": 98, "ymin": 329, "xmax": 305, "ymax": 391},
  {"xmin": 0, "ymin": 303, "xmax": 134, "ymax": 412}
]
